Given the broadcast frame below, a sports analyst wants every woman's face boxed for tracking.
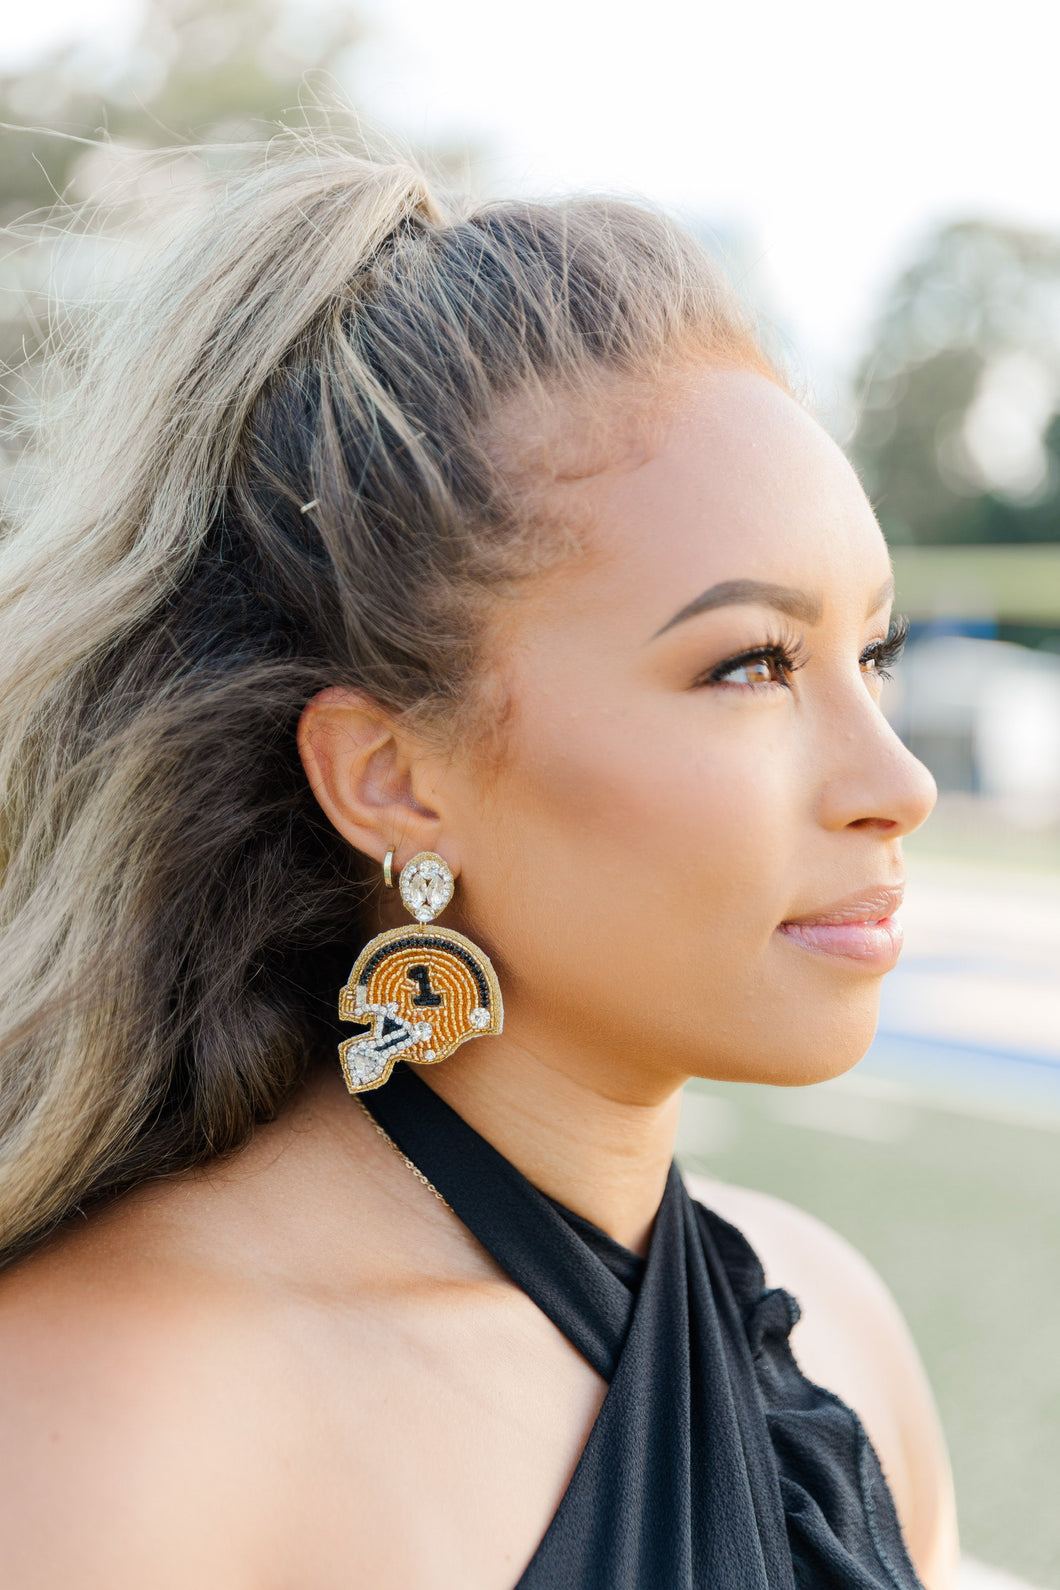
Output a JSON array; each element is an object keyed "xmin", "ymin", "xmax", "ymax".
[{"xmin": 427, "ymin": 367, "xmax": 937, "ymax": 1103}]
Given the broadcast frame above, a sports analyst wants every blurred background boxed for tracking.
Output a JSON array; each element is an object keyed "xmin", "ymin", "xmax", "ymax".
[{"xmin": 1, "ymin": 1, "xmax": 1057, "ymax": 1583}]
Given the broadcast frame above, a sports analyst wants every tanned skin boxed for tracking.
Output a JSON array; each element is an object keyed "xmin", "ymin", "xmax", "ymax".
[{"xmin": 0, "ymin": 369, "xmax": 957, "ymax": 1589}]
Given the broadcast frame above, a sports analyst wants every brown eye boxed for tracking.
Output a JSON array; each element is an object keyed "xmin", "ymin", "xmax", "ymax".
[
  {"xmin": 860, "ymin": 617, "xmax": 909, "ymax": 681},
  {"xmin": 704, "ymin": 638, "xmax": 806, "ymax": 689},
  {"xmin": 742, "ymin": 658, "xmax": 778, "ymax": 684},
  {"xmin": 718, "ymin": 655, "xmax": 784, "ymax": 686},
  {"xmin": 860, "ymin": 644, "xmax": 893, "ymax": 679}
]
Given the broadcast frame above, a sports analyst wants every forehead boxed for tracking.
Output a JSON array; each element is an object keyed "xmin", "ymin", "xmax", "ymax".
[{"xmin": 523, "ymin": 367, "xmax": 890, "ymax": 640}]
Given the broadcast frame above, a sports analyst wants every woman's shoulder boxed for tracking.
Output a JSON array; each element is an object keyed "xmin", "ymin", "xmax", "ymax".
[
  {"xmin": 0, "ymin": 1117, "xmax": 404, "ymax": 1581},
  {"xmin": 685, "ymin": 1170, "xmax": 959, "ymax": 1590},
  {"xmin": 0, "ymin": 1182, "xmax": 317, "ymax": 1582},
  {"xmin": 0, "ymin": 1101, "xmax": 560, "ymax": 1588},
  {"xmin": 0, "ymin": 1090, "xmax": 451, "ymax": 1396}
]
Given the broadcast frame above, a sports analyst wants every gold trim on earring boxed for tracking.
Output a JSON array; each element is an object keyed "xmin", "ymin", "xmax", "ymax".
[{"xmin": 382, "ymin": 849, "xmax": 396, "ymax": 889}]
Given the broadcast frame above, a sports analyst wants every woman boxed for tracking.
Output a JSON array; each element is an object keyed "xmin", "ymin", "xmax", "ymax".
[{"xmin": 0, "ymin": 148, "xmax": 957, "ymax": 1587}]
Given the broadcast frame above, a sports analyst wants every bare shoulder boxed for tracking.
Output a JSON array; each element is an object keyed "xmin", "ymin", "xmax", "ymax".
[
  {"xmin": 0, "ymin": 1087, "xmax": 573, "ymax": 1590},
  {"xmin": 0, "ymin": 1100, "xmax": 441, "ymax": 1587},
  {"xmin": 684, "ymin": 1172, "xmax": 960, "ymax": 1590},
  {"xmin": 0, "ymin": 1191, "xmax": 308, "ymax": 1586}
]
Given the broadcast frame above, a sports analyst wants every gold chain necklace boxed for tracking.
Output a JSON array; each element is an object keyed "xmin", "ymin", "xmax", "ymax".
[{"xmin": 355, "ymin": 1097, "xmax": 453, "ymax": 1212}]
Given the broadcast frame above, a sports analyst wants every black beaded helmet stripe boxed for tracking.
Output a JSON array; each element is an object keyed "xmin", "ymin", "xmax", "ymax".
[{"xmin": 361, "ymin": 934, "xmax": 491, "ymax": 1007}]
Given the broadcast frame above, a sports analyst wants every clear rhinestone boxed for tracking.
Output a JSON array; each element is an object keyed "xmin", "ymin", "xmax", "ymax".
[
  {"xmin": 399, "ymin": 853, "xmax": 455, "ymax": 923},
  {"xmin": 426, "ymin": 876, "xmax": 450, "ymax": 911},
  {"xmin": 469, "ymin": 1007, "xmax": 490, "ymax": 1030},
  {"xmin": 350, "ymin": 1054, "xmax": 382, "ymax": 1083}
]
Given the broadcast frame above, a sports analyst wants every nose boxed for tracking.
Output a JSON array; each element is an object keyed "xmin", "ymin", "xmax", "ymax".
[{"xmin": 815, "ymin": 694, "xmax": 938, "ymax": 838}]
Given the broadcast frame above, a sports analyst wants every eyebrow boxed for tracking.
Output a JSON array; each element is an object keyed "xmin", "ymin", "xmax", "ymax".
[{"xmin": 651, "ymin": 575, "xmax": 895, "ymax": 640}]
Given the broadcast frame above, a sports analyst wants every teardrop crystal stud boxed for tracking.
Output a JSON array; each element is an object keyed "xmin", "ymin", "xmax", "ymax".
[{"xmin": 399, "ymin": 851, "xmax": 455, "ymax": 924}]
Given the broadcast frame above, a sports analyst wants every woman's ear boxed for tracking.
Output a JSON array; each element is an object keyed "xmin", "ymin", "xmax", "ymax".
[{"xmin": 297, "ymin": 688, "xmax": 444, "ymax": 870}]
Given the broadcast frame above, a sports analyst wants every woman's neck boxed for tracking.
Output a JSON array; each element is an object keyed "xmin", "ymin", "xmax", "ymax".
[{"xmin": 419, "ymin": 1038, "xmax": 683, "ymax": 1256}]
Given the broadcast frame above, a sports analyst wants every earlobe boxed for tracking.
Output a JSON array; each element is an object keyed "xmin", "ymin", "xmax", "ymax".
[{"xmin": 297, "ymin": 687, "xmax": 443, "ymax": 867}]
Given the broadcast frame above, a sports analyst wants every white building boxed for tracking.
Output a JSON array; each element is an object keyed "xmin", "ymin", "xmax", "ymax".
[{"xmin": 886, "ymin": 636, "xmax": 1060, "ymax": 825}]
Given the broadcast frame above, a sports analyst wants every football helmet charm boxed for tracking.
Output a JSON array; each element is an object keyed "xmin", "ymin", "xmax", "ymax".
[{"xmin": 337, "ymin": 853, "xmax": 503, "ymax": 1094}]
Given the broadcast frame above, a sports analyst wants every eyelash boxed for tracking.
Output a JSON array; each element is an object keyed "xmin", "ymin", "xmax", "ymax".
[{"xmin": 698, "ymin": 615, "xmax": 909, "ymax": 690}]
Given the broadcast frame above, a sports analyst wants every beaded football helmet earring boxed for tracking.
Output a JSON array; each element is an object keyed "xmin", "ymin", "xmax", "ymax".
[{"xmin": 337, "ymin": 852, "xmax": 503, "ymax": 1094}]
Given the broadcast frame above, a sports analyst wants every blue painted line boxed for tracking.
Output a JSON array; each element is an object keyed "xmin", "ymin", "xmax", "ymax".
[
  {"xmin": 862, "ymin": 1030, "xmax": 1060, "ymax": 1121},
  {"xmin": 876, "ymin": 1028, "xmax": 1060, "ymax": 1072}
]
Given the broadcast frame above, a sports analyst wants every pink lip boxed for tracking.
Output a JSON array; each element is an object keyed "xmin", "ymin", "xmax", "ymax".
[{"xmin": 777, "ymin": 885, "xmax": 905, "ymax": 970}]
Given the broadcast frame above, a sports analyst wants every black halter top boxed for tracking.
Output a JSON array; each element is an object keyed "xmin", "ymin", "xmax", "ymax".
[{"xmin": 364, "ymin": 1066, "xmax": 923, "ymax": 1590}]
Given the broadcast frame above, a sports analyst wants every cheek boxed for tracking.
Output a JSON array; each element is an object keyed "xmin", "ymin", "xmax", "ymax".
[
  {"xmin": 456, "ymin": 674, "xmax": 884, "ymax": 1089},
  {"xmin": 465, "ymin": 690, "xmax": 800, "ymax": 1020}
]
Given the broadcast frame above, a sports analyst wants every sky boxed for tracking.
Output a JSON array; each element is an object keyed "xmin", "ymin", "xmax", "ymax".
[{"xmin": 6, "ymin": 0, "xmax": 1060, "ymax": 406}]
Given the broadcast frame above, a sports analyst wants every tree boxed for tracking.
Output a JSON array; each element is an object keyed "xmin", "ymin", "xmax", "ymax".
[
  {"xmin": 0, "ymin": 0, "xmax": 361, "ymax": 230},
  {"xmin": 852, "ymin": 220, "xmax": 1060, "ymax": 545},
  {"xmin": 0, "ymin": 0, "xmax": 463, "ymax": 485}
]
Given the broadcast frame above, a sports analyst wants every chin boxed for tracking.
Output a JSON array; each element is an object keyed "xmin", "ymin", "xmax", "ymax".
[{"xmin": 690, "ymin": 991, "xmax": 882, "ymax": 1090}]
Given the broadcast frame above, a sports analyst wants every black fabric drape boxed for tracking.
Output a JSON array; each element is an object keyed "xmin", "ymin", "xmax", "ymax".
[{"xmin": 364, "ymin": 1066, "xmax": 923, "ymax": 1590}]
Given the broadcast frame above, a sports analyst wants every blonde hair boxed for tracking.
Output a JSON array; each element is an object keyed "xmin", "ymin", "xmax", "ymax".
[{"xmin": 0, "ymin": 139, "xmax": 771, "ymax": 1264}]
